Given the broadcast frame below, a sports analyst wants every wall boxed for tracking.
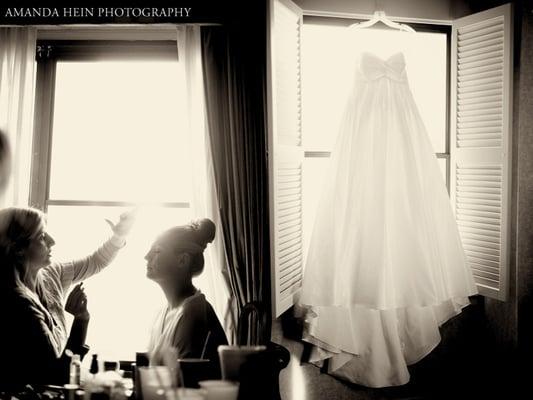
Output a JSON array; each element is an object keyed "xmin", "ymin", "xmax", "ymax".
[
  {"xmin": 292, "ymin": 0, "xmax": 470, "ymax": 21},
  {"xmin": 511, "ymin": 0, "xmax": 533, "ymax": 362},
  {"xmin": 461, "ymin": 0, "xmax": 533, "ymax": 369}
]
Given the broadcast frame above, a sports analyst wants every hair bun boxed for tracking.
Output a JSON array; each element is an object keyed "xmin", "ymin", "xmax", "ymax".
[{"xmin": 192, "ymin": 218, "xmax": 216, "ymax": 249}]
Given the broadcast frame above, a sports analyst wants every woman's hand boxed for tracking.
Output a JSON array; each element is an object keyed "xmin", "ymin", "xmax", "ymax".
[
  {"xmin": 105, "ymin": 209, "xmax": 137, "ymax": 238},
  {"xmin": 65, "ymin": 283, "xmax": 90, "ymax": 321}
]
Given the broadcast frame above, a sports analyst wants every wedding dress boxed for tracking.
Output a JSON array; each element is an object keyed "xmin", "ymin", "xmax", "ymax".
[{"xmin": 299, "ymin": 52, "xmax": 478, "ymax": 387}]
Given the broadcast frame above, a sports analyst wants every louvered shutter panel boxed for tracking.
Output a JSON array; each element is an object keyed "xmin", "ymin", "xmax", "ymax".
[
  {"xmin": 451, "ymin": 3, "xmax": 513, "ymax": 300},
  {"xmin": 267, "ymin": 0, "xmax": 304, "ymax": 317}
]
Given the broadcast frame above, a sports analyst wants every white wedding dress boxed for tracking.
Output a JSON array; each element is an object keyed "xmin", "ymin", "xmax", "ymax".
[{"xmin": 299, "ymin": 52, "xmax": 478, "ymax": 388}]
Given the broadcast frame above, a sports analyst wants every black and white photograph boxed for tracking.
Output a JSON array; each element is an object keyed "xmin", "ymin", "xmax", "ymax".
[{"xmin": 0, "ymin": 0, "xmax": 531, "ymax": 399}]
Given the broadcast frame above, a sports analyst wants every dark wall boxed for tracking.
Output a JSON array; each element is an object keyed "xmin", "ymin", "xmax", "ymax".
[{"xmin": 512, "ymin": 0, "xmax": 533, "ymax": 365}]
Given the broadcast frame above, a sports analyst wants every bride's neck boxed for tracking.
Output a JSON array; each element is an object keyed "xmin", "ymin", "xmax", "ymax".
[{"xmin": 159, "ymin": 281, "xmax": 196, "ymax": 308}]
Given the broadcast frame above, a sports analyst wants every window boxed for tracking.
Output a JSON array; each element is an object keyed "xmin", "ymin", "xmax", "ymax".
[
  {"xmin": 268, "ymin": 0, "xmax": 513, "ymax": 311},
  {"xmin": 31, "ymin": 41, "xmax": 198, "ymax": 361},
  {"xmin": 300, "ymin": 20, "xmax": 450, "ymax": 264}
]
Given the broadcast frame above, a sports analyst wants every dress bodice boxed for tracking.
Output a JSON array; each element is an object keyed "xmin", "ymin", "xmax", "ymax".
[{"xmin": 358, "ymin": 52, "xmax": 407, "ymax": 83}]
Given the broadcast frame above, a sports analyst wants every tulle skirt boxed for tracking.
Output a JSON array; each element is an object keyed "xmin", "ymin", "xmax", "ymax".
[{"xmin": 299, "ymin": 74, "xmax": 477, "ymax": 387}]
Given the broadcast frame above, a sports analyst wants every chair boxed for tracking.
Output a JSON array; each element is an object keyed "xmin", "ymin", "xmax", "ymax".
[
  {"xmin": 235, "ymin": 302, "xmax": 290, "ymax": 400},
  {"xmin": 237, "ymin": 301, "xmax": 269, "ymax": 346}
]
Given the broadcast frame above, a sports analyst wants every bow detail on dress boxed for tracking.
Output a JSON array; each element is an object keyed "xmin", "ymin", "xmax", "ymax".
[{"xmin": 359, "ymin": 52, "xmax": 407, "ymax": 82}]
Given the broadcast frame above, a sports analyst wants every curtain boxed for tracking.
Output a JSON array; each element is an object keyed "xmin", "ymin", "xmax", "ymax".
[
  {"xmin": 176, "ymin": 26, "xmax": 235, "ymax": 341},
  {"xmin": 0, "ymin": 28, "xmax": 36, "ymax": 207},
  {"xmin": 200, "ymin": 14, "xmax": 271, "ymax": 343}
]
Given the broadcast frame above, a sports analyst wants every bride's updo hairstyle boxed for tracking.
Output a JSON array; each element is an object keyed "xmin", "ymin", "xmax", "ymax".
[{"xmin": 163, "ymin": 218, "xmax": 216, "ymax": 277}]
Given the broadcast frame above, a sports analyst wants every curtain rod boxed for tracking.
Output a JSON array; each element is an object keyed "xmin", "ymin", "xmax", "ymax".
[{"xmin": 302, "ymin": 10, "xmax": 453, "ymax": 26}]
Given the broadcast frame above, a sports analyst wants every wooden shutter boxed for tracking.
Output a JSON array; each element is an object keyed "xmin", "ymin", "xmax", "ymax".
[
  {"xmin": 450, "ymin": 4, "xmax": 513, "ymax": 300},
  {"xmin": 267, "ymin": 0, "xmax": 304, "ymax": 317}
]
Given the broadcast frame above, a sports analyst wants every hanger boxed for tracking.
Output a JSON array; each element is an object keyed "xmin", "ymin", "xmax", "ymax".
[{"xmin": 349, "ymin": 11, "xmax": 416, "ymax": 33}]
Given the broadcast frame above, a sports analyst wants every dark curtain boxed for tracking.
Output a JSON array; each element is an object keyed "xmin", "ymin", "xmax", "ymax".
[{"xmin": 200, "ymin": 2, "xmax": 271, "ymax": 343}]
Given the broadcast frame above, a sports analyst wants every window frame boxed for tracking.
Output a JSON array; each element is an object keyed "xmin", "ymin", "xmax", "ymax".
[
  {"xmin": 29, "ymin": 40, "xmax": 189, "ymax": 212},
  {"xmin": 301, "ymin": 17, "xmax": 452, "ymax": 190}
]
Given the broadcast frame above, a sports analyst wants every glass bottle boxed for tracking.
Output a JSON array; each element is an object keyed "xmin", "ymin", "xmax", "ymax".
[{"xmin": 69, "ymin": 354, "xmax": 81, "ymax": 386}]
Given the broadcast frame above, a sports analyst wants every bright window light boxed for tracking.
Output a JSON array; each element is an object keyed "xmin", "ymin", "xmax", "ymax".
[
  {"xmin": 50, "ymin": 61, "xmax": 190, "ymax": 203},
  {"xmin": 45, "ymin": 59, "xmax": 198, "ymax": 362},
  {"xmin": 301, "ymin": 25, "xmax": 447, "ymax": 153},
  {"xmin": 301, "ymin": 24, "xmax": 448, "ymax": 264}
]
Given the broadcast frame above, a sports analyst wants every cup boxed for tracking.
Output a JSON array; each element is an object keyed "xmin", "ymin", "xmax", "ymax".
[
  {"xmin": 217, "ymin": 345, "xmax": 266, "ymax": 381},
  {"xmin": 198, "ymin": 380, "xmax": 239, "ymax": 400},
  {"xmin": 138, "ymin": 366, "xmax": 173, "ymax": 400},
  {"xmin": 166, "ymin": 388, "xmax": 207, "ymax": 400},
  {"xmin": 177, "ymin": 358, "xmax": 212, "ymax": 388}
]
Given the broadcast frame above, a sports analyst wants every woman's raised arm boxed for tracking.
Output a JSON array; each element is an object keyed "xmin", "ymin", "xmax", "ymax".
[{"xmin": 56, "ymin": 210, "xmax": 136, "ymax": 292}]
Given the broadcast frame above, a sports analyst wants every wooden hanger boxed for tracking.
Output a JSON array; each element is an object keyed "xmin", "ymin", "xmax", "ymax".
[{"xmin": 349, "ymin": 11, "xmax": 416, "ymax": 33}]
